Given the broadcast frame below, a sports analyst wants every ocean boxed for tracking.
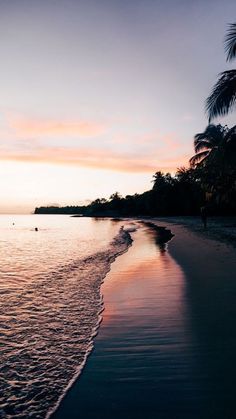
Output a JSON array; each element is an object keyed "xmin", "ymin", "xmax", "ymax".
[
  {"xmin": 0, "ymin": 215, "xmax": 134, "ymax": 418},
  {"xmin": 2, "ymin": 215, "xmax": 236, "ymax": 419}
]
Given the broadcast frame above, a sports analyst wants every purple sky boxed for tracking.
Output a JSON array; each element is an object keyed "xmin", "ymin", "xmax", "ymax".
[{"xmin": 0, "ymin": 0, "xmax": 235, "ymax": 212}]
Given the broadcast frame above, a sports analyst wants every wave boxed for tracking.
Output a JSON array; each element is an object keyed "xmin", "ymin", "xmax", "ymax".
[
  {"xmin": 0, "ymin": 226, "xmax": 133, "ymax": 419},
  {"xmin": 46, "ymin": 226, "xmax": 133, "ymax": 418}
]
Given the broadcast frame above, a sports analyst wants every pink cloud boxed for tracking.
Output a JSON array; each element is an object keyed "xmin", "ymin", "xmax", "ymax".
[
  {"xmin": 0, "ymin": 113, "xmax": 190, "ymax": 173},
  {"xmin": 6, "ymin": 114, "xmax": 107, "ymax": 138},
  {"xmin": 0, "ymin": 142, "xmax": 189, "ymax": 174}
]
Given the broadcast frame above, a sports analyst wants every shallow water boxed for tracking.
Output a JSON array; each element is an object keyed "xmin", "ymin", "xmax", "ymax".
[
  {"xmin": 0, "ymin": 215, "xmax": 134, "ymax": 418},
  {"xmin": 55, "ymin": 223, "xmax": 236, "ymax": 419}
]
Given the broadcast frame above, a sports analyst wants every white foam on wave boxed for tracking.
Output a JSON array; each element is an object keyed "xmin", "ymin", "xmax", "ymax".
[
  {"xmin": 0, "ymin": 225, "xmax": 135, "ymax": 419},
  {"xmin": 45, "ymin": 226, "xmax": 133, "ymax": 419}
]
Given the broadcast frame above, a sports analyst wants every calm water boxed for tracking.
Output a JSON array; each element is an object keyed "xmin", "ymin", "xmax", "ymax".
[
  {"xmin": 0, "ymin": 215, "xmax": 133, "ymax": 418},
  {"xmin": 1, "ymin": 216, "xmax": 236, "ymax": 419}
]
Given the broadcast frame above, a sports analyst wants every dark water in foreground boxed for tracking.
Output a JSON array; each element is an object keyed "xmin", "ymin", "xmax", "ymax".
[{"xmin": 55, "ymin": 223, "xmax": 236, "ymax": 419}]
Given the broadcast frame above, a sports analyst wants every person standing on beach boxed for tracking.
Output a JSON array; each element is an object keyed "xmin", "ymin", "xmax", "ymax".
[{"xmin": 200, "ymin": 206, "xmax": 207, "ymax": 229}]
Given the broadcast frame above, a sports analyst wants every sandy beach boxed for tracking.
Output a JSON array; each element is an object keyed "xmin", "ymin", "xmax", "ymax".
[{"xmin": 54, "ymin": 218, "xmax": 236, "ymax": 419}]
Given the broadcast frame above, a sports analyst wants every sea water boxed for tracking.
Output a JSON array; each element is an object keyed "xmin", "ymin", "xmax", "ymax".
[
  {"xmin": 0, "ymin": 215, "xmax": 133, "ymax": 418},
  {"xmin": 2, "ymin": 216, "xmax": 236, "ymax": 419}
]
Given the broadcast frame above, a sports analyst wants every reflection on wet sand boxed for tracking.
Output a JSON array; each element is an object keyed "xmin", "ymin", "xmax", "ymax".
[
  {"xmin": 54, "ymin": 225, "xmax": 200, "ymax": 419},
  {"xmin": 55, "ymin": 222, "xmax": 236, "ymax": 419}
]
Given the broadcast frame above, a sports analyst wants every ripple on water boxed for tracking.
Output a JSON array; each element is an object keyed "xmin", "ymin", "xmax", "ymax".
[{"xmin": 0, "ymin": 218, "xmax": 134, "ymax": 419}]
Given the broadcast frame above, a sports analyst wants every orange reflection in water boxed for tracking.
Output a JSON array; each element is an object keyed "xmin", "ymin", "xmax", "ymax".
[{"xmin": 100, "ymin": 226, "xmax": 187, "ymax": 340}]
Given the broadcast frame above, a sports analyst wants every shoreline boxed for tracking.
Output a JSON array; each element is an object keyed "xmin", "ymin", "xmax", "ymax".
[
  {"xmin": 53, "ymin": 218, "xmax": 236, "ymax": 418},
  {"xmin": 46, "ymin": 225, "xmax": 133, "ymax": 419},
  {"xmin": 145, "ymin": 216, "xmax": 236, "ymax": 248},
  {"xmin": 73, "ymin": 215, "xmax": 236, "ymax": 248}
]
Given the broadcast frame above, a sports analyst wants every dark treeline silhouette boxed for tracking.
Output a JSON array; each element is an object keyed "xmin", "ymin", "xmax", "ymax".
[
  {"xmin": 34, "ymin": 205, "xmax": 87, "ymax": 215},
  {"xmin": 34, "ymin": 161, "xmax": 236, "ymax": 217},
  {"xmin": 35, "ymin": 23, "xmax": 236, "ymax": 218},
  {"xmin": 34, "ymin": 169, "xmax": 202, "ymax": 217}
]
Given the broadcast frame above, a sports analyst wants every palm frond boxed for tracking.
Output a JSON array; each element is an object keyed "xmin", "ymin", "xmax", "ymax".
[
  {"xmin": 195, "ymin": 124, "xmax": 225, "ymax": 140},
  {"xmin": 189, "ymin": 150, "xmax": 209, "ymax": 167},
  {"xmin": 194, "ymin": 132, "xmax": 208, "ymax": 142},
  {"xmin": 194, "ymin": 140, "xmax": 212, "ymax": 153},
  {"xmin": 194, "ymin": 124, "xmax": 225, "ymax": 151},
  {"xmin": 206, "ymin": 70, "xmax": 236, "ymax": 121},
  {"xmin": 225, "ymin": 23, "xmax": 236, "ymax": 62}
]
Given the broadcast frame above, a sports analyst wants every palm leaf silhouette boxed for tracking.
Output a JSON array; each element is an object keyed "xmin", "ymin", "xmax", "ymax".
[
  {"xmin": 206, "ymin": 70, "xmax": 236, "ymax": 121},
  {"xmin": 189, "ymin": 150, "xmax": 209, "ymax": 167},
  {"xmin": 190, "ymin": 124, "xmax": 227, "ymax": 167},
  {"xmin": 225, "ymin": 23, "xmax": 236, "ymax": 62}
]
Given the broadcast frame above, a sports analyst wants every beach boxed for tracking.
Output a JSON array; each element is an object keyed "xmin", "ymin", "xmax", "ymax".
[
  {"xmin": 54, "ymin": 218, "xmax": 236, "ymax": 419},
  {"xmin": 2, "ymin": 2, "xmax": 236, "ymax": 418}
]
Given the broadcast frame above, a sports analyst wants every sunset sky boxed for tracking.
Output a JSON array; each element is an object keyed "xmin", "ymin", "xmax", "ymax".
[{"xmin": 0, "ymin": 0, "xmax": 235, "ymax": 213}]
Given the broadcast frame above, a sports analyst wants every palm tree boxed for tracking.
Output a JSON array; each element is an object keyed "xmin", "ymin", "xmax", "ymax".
[
  {"xmin": 189, "ymin": 124, "xmax": 228, "ymax": 167},
  {"xmin": 206, "ymin": 23, "xmax": 236, "ymax": 121},
  {"xmin": 225, "ymin": 23, "xmax": 236, "ymax": 61},
  {"xmin": 190, "ymin": 124, "xmax": 236, "ymax": 210}
]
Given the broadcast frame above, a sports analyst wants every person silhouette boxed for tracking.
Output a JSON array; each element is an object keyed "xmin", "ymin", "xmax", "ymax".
[{"xmin": 200, "ymin": 206, "xmax": 207, "ymax": 229}]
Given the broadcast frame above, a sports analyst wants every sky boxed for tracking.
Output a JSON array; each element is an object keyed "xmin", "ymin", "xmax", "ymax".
[{"xmin": 0, "ymin": 0, "xmax": 236, "ymax": 213}]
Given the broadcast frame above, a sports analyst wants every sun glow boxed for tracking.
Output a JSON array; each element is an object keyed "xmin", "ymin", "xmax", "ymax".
[{"xmin": 0, "ymin": 161, "xmax": 155, "ymax": 213}]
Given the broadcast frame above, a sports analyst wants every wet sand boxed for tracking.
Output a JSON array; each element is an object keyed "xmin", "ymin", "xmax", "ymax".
[
  {"xmin": 150, "ymin": 216, "xmax": 236, "ymax": 247},
  {"xmin": 54, "ymin": 220, "xmax": 236, "ymax": 419}
]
